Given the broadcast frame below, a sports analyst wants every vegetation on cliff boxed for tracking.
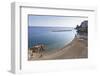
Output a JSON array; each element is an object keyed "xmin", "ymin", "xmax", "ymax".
[{"xmin": 75, "ymin": 20, "xmax": 88, "ymax": 36}]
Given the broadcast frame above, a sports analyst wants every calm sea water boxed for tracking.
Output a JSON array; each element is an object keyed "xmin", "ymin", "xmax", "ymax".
[{"xmin": 28, "ymin": 26, "xmax": 76, "ymax": 51}]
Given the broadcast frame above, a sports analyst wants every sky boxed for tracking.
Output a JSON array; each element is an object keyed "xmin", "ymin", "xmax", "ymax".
[{"xmin": 28, "ymin": 15, "xmax": 88, "ymax": 27}]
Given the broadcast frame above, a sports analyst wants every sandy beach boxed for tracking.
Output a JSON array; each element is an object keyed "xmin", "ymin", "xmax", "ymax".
[{"xmin": 28, "ymin": 36, "xmax": 88, "ymax": 60}]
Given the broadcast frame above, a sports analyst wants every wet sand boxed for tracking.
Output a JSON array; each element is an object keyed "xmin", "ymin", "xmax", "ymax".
[{"xmin": 28, "ymin": 37, "xmax": 88, "ymax": 60}]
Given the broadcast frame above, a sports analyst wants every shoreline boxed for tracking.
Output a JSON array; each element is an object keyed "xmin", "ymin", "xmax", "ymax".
[{"xmin": 28, "ymin": 36, "xmax": 88, "ymax": 60}]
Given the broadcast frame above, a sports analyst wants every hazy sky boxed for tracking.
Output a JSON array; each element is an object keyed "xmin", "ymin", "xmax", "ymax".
[{"xmin": 28, "ymin": 15, "xmax": 88, "ymax": 27}]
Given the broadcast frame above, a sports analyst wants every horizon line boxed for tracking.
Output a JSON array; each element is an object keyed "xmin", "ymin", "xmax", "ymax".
[{"xmin": 28, "ymin": 26, "xmax": 75, "ymax": 28}]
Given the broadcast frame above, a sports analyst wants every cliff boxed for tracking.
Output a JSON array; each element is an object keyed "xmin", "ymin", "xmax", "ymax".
[{"xmin": 75, "ymin": 20, "xmax": 88, "ymax": 36}]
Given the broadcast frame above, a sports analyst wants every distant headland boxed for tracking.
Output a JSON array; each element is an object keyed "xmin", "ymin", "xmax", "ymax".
[{"xmin": 52, "ymin": 30, "xmax": 72, "ymax": 32}]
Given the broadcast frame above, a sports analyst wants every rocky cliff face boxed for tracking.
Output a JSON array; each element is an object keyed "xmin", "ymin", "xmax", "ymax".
[{"xmin": 76, "ymin": 20, "xmax": 88, "ymax": 35}]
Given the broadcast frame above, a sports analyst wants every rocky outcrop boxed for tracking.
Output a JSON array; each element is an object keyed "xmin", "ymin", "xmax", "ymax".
[
  {"xmin": 76, "ymin": 20, "xmax": 88, "ymax": 35},
  {"xmin": 29, "ymin": 44, "xmax": 46, "ymax": 53},
  {"xmin": 76, "ymin": 21, "xmax": 88, "ymax": 34},
  {"xmin": 75, "ymin": 20, "xmax": 88, "ymax": 40},
  {"xmin": 28, "ymin": 44, "xmax": 46, "ymax": 60}
]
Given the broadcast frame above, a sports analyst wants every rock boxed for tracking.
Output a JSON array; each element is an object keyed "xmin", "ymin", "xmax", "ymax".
[
  {"xmin": 28, "ymin": 44, "xmax": 46, "ymax": 59},
  {"xmin": 75, "ymin": 20, "xmax": 88, "ymax": 40}
]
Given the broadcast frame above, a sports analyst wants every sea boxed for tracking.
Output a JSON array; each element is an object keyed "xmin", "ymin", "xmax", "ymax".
[{"xmin": 28, "ymin": 26, "xmax": 76, "ymax": 51}]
